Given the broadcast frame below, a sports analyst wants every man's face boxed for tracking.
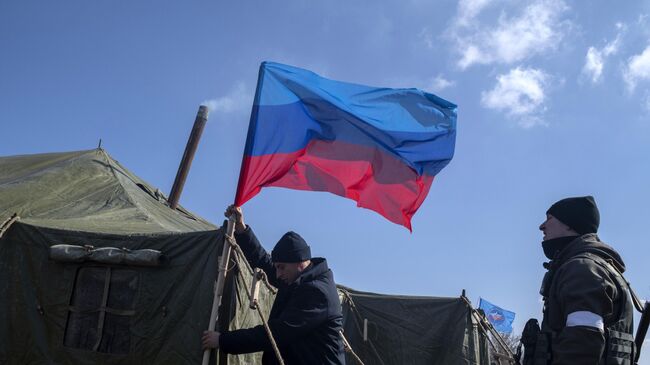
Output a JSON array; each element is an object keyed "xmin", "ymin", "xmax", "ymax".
[
  {"xmin": 274, "ymin": 262, "xmax": 302, "ymax": 285},
  {"xmin": 539, "ymin": 214, "xmax": 576, "ymax": 240}
]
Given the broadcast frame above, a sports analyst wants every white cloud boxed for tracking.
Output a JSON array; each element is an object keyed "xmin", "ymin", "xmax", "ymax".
[
  {"xmin": 603, "ymin": 28, "xmax": 624, "ymax": 56},
  {"xmin": 491, "ymin": 1, "xmax": 568, "ymax": 63},
  {"xmin": 582, "ymin": 24, "xmax": 626, "ymax": 83},
  {"xmin": 458, "ymin": 45, "xmax": 485, "ymax": 70},
  {"xmin": 583, "ymin": 47, "xmax": 605, "ymax": 83},
  {"xmin": 202, "ymin": 82, "xmax": 253, "ymax": 115},
  {"xmin": 429, "ymin": 75, "xmax": 455, "ymax": 91},
  {"xmin": 623, "ymin": 45, "xmax": 650, "ymax": 92},
  {"xmin": 451, "ymin": 0, "xmax": 570, "ymax": 69},
  {"xmin": 457, "ymin": 0, "xmax": 494, "ymax": 26},
  {"xmin": 481, "ymin": 67, "xmax": 549, "ymax": 128}
]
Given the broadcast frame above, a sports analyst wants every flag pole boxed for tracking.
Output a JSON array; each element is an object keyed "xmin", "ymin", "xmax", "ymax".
[
  {"xmin": 233, "ymin": 64, "xmax": 266, "ymax": 206},
  {"xmin": 202, "ymin": 64, "xmax": 265, "ymax": 364},
  {"xmin": 202, "ymin": 215, "xmax": 236, "ymax": 365}
]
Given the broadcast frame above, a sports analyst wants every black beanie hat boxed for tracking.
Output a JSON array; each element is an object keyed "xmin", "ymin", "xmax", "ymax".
[
  {"xmin": 271, "ymin": 231, "xmax": 311, "ymax": 263},
  {"xmin": 546, "ymin": 196, "xmax": 600, "ymax": 234}
]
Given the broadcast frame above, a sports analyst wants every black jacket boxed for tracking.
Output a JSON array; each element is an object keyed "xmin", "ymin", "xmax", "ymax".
[
  {"xmin": 541, "ymin": 234, "xmax": 634, "ymax": 364},
  {"xmin": 219, "ymin": 226, "xmax": 346, "ymax": 365}
]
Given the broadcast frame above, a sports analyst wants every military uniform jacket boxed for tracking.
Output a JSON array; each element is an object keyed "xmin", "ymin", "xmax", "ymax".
[
  {"xmin": 541, "ymin": 234, "xmax": 634, "ymax": 365},
  {"xmin": 219, "ymin": 226, "xmax": 346, "ymax": 365}
]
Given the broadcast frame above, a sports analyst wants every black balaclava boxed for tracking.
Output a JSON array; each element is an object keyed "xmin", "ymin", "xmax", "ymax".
[
  {"xmin": 541, "ymin": 196, "xmax": 600, "ymax": 260},
  {"xmin": 271, "ymin": 231, "xmax": 311, "ymax": 263},
  {"xmin": 542, "ymin": 236, "xmax": 578, "ymax": 260}
]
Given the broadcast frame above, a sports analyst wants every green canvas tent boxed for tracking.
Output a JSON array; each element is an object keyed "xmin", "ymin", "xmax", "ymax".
[
  {"xmin": 1, "ymin": 148, "xmax": 514, "ymax": 365},
  {"xmin": 0, "ymin": 149, "xmax": 275, "ymax": 364},
  {"xmin": 338, "ymin": 286, "xmax": 515, "ymax": 365}
]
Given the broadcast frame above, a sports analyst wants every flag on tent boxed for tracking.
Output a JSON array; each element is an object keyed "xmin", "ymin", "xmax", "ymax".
[
  {"xmin": 234, "ymin": 61, "xmax": 457, "ymax": 230},
  {"xmin": 479, "ymin": 298, "xmax": 516, "ymax": 334}
]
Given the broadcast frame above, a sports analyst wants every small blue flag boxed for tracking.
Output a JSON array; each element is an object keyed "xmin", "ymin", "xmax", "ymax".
[{"xmin": 479, "ymin": 298, "xmax": 515, "ymax": 334}]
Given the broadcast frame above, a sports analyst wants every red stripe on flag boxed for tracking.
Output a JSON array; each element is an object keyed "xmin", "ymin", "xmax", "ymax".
[{"xmin": 235, "ymin": 139, "xmax": 434, "ymax": 230}]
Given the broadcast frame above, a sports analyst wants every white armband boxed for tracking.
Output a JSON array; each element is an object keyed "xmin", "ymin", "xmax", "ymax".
[{"xmin": 566, "ymin": 311, "xmax": 604, "ymax": 331}]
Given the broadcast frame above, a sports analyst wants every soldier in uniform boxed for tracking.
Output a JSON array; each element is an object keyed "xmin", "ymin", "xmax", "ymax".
[{"xmin": 533, "ymin": 196, "xmax": 635, "ymax": 364}]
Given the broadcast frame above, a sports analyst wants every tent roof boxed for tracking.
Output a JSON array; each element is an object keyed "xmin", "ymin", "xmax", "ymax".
[
  {"xmin": 338, "ymin": 285, "xmax": 463, "ymax": 302},
  {"xmin": 0, "ymin": 149, "xmax": 216, "ymax": 234}
]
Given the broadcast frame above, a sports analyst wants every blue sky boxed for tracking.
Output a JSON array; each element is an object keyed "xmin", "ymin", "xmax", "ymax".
[{"xmin": 2, "ymin": 0, "xmax": 650, "ymax": 349}]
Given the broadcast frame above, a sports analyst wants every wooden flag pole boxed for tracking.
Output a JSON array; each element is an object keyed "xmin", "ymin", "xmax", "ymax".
[{"xmin": 202, "ymin": 215, "xmax": 236, "ymax": 365}]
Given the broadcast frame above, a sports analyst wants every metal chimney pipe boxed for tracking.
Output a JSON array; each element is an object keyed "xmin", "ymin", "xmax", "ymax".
[{"xmin": 168, "ymin": 105, "xmax": 208, "ymax": 209}]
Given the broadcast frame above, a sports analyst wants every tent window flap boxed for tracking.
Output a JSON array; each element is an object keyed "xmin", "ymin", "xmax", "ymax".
[{"xmin": 64, "ymin": 266, "xmax": 138, "ymax": 354}]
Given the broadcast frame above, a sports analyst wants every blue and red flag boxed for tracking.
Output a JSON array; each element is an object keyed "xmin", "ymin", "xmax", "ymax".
[
  {"xmin": 234, "ymin": 62, "xmax": 457, "ymax": 230},
  {"xmin": 479, "ymin": 298, "xmax": 516, "ymax": 334}
]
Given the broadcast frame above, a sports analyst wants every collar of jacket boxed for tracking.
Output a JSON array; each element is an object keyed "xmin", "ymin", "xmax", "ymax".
[
  {"xmin": 548, "ymin": 233, "xmax": 626, "ymax": 273},
  {"xmin": 540, "ymin": 236, "xmax": 586, "ymax": 299},
  {"xmin": 293, "ymin": 257, "xmax": 329, "ymax": 285}
]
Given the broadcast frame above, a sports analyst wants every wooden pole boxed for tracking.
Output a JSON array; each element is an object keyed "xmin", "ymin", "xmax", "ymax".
[
  {"xmin": 202, "ymin": 215, "xmax": 235, "ymax": 365},
  {"xmin": 169, "ymin": 105, "xmax": 209, "ymax": 209}
]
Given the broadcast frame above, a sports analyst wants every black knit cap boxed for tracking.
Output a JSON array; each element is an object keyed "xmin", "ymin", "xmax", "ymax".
[
  {"xmin": 271, "ymin": 231, "xmax": 311, "ymax": 263},
  {"xmin": 546, "ymin": 196, "xmax": 600, "ymax": 234}
]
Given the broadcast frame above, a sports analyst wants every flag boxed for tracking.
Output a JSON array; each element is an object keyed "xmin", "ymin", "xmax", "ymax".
[
  {"xmin": 234, "ymin": 62, "xmax": 457, "ymax": 230},
  {"xmin": 479, "ymin": 298, "xmax": 516, "ymax": 334}
]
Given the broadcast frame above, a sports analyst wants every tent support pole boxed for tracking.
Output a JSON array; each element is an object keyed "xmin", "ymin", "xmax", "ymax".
[{"xmin": 202, "ymin": 215, "xmax": 235, "ymax": 365}]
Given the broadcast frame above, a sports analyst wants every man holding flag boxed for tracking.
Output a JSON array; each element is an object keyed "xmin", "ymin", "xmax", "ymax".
[
  {"xmin": 234, "ymin": 62, "xmax": 457, "ymax": 231},
  {"xmin": 202, "ymin": 205, "xmax": 345, "ymax": 365},
  {"xmin": 202, "ymin": 61, "xmax": 457, "ymax": 363}
]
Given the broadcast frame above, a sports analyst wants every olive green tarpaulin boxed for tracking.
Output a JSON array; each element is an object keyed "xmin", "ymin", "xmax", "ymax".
[
  {"xmin": 1, "ymin": 149, "xmax": 505, "ymax": 365},
  {"xmin": 338, "ymin": 286, "xmax": 491, "ymax": 365},
  {"xmin": 0, "ymin": 149, "xmax": 275, "ymax": 365},
  {"xmin": 0, "ymin": 149, "xmax": 215, "ymax": 234}
]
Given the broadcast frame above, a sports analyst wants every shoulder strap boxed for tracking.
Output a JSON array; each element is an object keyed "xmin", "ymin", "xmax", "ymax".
[{"xmin": 571, "ymin": 252, "xmax": 644, "ymax": 313}]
